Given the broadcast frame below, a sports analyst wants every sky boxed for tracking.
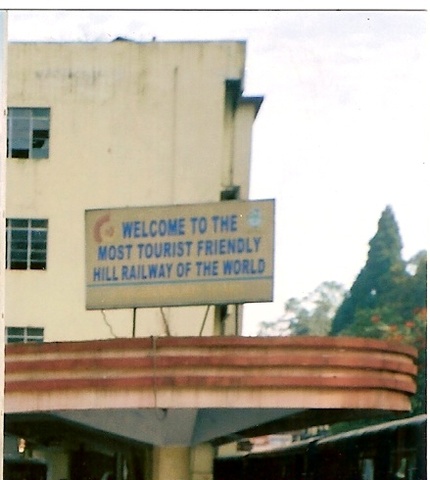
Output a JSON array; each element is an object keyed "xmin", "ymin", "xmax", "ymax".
[{"xmin": 5, "ymin": 8, "xmax": 429, "ymax": 335}]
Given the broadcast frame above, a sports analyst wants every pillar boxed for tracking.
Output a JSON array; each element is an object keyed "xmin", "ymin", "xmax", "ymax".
[
  {"xmin": 190, "ymin": 444, "xmax": 214, "ymax": 480},
  {"xmin": 152, "ymin": 444, "xmax": 214, "ymax": 480}
]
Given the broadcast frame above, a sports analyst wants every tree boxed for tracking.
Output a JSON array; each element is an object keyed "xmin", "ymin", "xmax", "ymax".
[
  {"xmin": 331, "ymin": 205, "xmax": 427, "ymax": 415},
  {"xmin": 403, "ymin": 250, "xmax": 427, "ymax": 315},
  {"xmin": 331, "ymin": 206, "xmax": 407, "ymax": 335},
  {"xmin": 258, "ymin": 281, "xmax": 346, "ymax": 336},
  {"xmin": 335, "ymin": 305, "xmax": 427, "ymax": 416}
]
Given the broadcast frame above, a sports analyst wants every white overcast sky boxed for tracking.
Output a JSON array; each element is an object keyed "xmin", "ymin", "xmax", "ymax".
[{"xmin": 5, "ymin": 8, "xmax": 429, "ymax": 334}]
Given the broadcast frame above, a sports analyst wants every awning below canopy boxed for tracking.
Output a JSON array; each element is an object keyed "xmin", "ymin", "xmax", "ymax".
[{"xmin": 5, "ymin": 407, "xmax": 397, "ymax": 449}]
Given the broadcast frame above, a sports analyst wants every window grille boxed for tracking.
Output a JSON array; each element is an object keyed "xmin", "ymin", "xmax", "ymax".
[
  {"xmin": 6, "ymin": 326, "xmax": 44, "ymax": 343},
  {"xmin": 6, "ymin": 218, "xmax": 48, "ymax": 270}
]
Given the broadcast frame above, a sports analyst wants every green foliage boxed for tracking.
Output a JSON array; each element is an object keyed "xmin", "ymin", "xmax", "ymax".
[
  {"xmin": 403, "ymin": 250, "xmax": 427, "ymax": 314},
  {"xmin": 262, "ymin": 204, "xmax": 426, "ymax": 418},
  {"xmin": 331, "ymin": 306, "xmax": 427, "ymax": 434},
  {"xmin": 289, "ymin": 281, "xmax": 346, "ymax": 336},
  {"xmin": 331, "ymin": 206, "xmax": 409, "ymax": 335},
  {"xmin": 257, "ymin": 281, "xmax": 346, "ymax": 336},
  {"xmin": 345, "ymin": 306, "xmax": 427, "ymax": 415},
  {"xmin": 331, "ymin": 205, "xmax": 427, "ymax": 416}
]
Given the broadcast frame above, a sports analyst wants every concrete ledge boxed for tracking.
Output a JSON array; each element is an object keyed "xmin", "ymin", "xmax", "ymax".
[{"xmin": 5, "ymin": 336, "xmax": 417, "ymax": 414}]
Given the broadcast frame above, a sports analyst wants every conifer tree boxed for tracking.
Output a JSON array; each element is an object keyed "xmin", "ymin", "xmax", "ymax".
[
  {"xmin": 330, "ymin": 206, "xmax": 427, "ymax": 415},
  {"xmin": 331, "ymin": 206, "xmax": 406, "ymax": 334}
]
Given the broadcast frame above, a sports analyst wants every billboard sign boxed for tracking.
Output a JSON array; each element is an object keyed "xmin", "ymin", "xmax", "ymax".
[{"xmin": 85, "ymin": 200, "xmax": 274, "ymax": 309}]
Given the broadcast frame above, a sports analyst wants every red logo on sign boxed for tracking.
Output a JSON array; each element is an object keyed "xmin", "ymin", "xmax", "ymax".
[{"xmin": 93, "ymin": 213, "xmax": 114, "ymax": 243}]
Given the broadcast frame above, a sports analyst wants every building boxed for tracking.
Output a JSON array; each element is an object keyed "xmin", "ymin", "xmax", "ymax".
[
  {"xmin": 3, "ymin": 39, "xmax": 419, "ymax": 480},
  {"xmin": 6, "ymin": 39, "xmax": 263, "ymax": 343}
]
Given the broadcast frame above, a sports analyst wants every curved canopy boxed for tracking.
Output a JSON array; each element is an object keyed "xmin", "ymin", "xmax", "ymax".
[{"xmin": 5, "ymin": 336, "xmax": 417, "ymax": 446}]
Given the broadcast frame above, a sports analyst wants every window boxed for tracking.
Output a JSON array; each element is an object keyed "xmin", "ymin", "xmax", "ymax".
[
  {"xmin": 7, "ymin": 107, "xmax": 50, "ymax": 159},
  {"xmin": 360, "ymin": 458, "xmax": 374, "ymax": 480},
  {"xmin": 6, "ymin": 219, "xmax": 48, "ymax": 270},
  {"xmin": 6, "ymin": 326, "xmax": 44, "ymax": 344},
  {"xmin": 220, "ymin": 185, "xmax": 240, "ymax": 201},
  {"xmin": 390, "ymin": 454, "xmax": 417, "ymax": 480}
]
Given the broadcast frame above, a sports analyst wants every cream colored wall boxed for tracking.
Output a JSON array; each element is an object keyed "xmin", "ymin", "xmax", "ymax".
[{"xmin": 6, "ymin": 41, "xmax": 258, "ymax": 341}]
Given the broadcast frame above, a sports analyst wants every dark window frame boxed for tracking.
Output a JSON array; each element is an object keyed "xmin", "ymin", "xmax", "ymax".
[
  {"xmin": 6, "ymin": 218, "xmax": 48, "ymax": 270},
  {"xmin": 5, "ymin": 326, "xmax": 44, "ymax": 344},
  {"xmin": 7, "ymin": 107, "xmax": 50, "ymax": 159}
]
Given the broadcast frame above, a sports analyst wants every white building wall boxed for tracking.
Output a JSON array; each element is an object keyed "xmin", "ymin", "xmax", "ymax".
[{"xmin": 6, "ymin": 40, "xmax": 260, "ymax": 341}]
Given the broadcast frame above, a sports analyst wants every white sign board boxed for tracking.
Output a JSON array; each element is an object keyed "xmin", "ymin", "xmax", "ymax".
[{"xmin": 85, "ymin": 200, "xmax": 274, "ymax": 309}]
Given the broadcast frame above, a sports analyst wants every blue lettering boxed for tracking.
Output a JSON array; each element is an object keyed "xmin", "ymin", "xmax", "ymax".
[
  {"xmin": 222, "ymin": 258, "xmax": 265, "ymax": 275},
  {"xmin": 92, "ymin": 266, "xmax": 118, "ymax": 282},
  {"xmin": 122, "ymin": 222, "xmax": 133, "ymax": 238},
  {"xmin": 98, "ymin": 246, "xmax": 108, "ymax": 261},
  {"xmin": 177, "ymin": 262, "xmax": 192, "ymax": 277},
  {"xmin": 122, "ymin": 218, "xmax": 186, "ymax": 238},
  {"xmin": 190, "ymin": 216, "xmax": 207, "ymax": 234},
  {"xmin": 196, "ymin": 260, "xmax": 219, "ymax": 276},
  {"xmin": 211, "ymin": 214, "xmax": 238, "ymax": 233},
  {"xmin": 97, "ymin": 244, "xmax": 133, "ymax": 260}
]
